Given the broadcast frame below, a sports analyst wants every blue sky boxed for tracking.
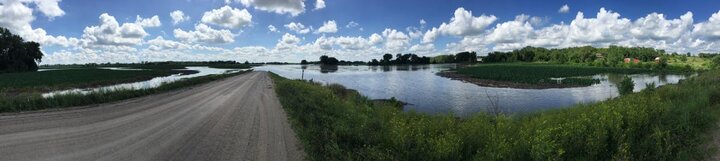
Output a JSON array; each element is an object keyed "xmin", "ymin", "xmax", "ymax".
[{"xmin": 2, "ymin": 0, "xmax": 720, "ymax": 64}]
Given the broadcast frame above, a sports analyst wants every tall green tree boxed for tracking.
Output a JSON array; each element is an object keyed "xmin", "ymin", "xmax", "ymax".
[{"xmin": 0, "ymin": 27, "xmax": 44, "ymax": 73}]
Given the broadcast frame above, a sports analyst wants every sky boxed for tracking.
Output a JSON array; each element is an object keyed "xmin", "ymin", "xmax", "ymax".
[{"xmin": 1, "ymin": 0, "xmax": 720, "ymax": 64}]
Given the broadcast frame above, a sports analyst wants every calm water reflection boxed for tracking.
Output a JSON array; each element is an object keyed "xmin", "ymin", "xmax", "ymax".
[{"xmin": 256, "ymin": 64, "xmax": 691, "ymax": 116}]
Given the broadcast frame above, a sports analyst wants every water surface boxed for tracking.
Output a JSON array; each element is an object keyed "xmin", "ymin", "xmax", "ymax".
[{"xmin": 256, "ymin": 64, "xmax": 691, "ymax": 116}]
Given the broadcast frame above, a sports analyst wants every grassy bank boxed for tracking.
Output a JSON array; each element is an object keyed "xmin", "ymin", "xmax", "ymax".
[
  {"xmin": 271, "ymin": 69, "xmax": 720, "ymax": 160},
  {"xmin": 0, "ymin": 70, "xmax": 249, "ymax": 112},
  {"xmin": 444, "ymin": 63, "xmax": 674, "ymax": 87},
  {"xmin": 0, "ymin": 68, "xmax": 182, "ymax": 94}
]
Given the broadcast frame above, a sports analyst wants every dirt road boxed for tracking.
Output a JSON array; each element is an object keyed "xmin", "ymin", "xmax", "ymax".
[{"xmin": 0, "ymin": 71, "xmax": 304, "ymax": 161}]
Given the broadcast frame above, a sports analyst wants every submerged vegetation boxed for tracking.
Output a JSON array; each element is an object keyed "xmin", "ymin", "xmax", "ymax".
[
  {"xmin": 442, "ymin": 63, "xmax": 658, "ymax": 87},
  {"xmin": 272, "ymin": 69, "xmax": 720, "ymax": 160}
]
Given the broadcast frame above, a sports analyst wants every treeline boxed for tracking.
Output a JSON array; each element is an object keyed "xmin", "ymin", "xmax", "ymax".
[
  {"xmin": 698, "ymin": 53, "xmax": 720, "ymax": 58},
  {"xmin": 429, "ymin": 51, "xmax": 478, "ymax": 64},
  {"xmin": 301, "ymin": 55, "xmax": 366, "ymax": 65},
  {"xmin": 368, "ymin": 53, "xmax": 431, "ymax": 65},
  {"xmin": 483, "ymin": 46, "xmax": 665, "ymax": 67},
  {"xmin": 299, "ymin": 52, "xmax": 479, "ymax": 66},
  {"xmin": 0, "ymin": 27, "xmax": 44, "ymax": 73}
]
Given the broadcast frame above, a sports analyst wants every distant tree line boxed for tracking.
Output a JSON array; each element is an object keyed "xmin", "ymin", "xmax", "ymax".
[
  {"xmin": 0, "ymin": 27, "xmax": 43, "ymax": 73},
  {"xmin": 428, "ymin": 51, "xmax": 478, "ymax": 64},
  {"xmin": 299, "ymin": 52, "xmax": 479, "ymax": 66},
  {"xmin": 368, "ymin": 53, "xmax": 431, "ymax": 65},
  {"xmin": 483, "ymin": 46, "xmax": 669, "ymax": 67},
  {"xmin": 698, "ymin": 53, "xmax": 720, "ymax": 58},
  {"xmin": 300, "ymin": 55, "xmax": 366, "ymax": 65}
]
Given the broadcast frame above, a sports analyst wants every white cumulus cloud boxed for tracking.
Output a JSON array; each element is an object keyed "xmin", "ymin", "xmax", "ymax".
[
  {"xmin": 315, "ymin": 20, "xmax": 338, "ymax": 34},
  {"xmin": 559, "ymin": 4, "xmax": 570, "ymax": 13},
  {"xmin": 201, "ymin": 5, "xmax": 253, "ymax": 29},
  {"xmin": 314, "ymin": 0, "xmax": 325, "ymax": 10},
  {"xmin": 81, "ymin": 13, "xmax": 149, "ymax": 46},
  {"xmin": 135, "ymin": 15, "xmax": 161, "ymax": 27},
  {"xmin": 284, "ymin": 22, "xmax": 311, "ymax": 34},
  {"xmin": 170, "ymin": 10, "xmax": 190, "ymax": 25},
  {"xmin": 174, "ymin": 24, "xmax": 235, "ymax": 44},
  {"xmin": 230, "ymin": 0, "xmax": 305, "ymax": 16}
]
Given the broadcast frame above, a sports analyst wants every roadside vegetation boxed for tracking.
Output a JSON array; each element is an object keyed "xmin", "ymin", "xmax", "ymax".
[
  {"xmin": 0, "ymin": 70, "xmax": 250, "ymax": 112},
  {"xmin": 271, "ymin": 69, "xmax": 720, "ymax": 160}
]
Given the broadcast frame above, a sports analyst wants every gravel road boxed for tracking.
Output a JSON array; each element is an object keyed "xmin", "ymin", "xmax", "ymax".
[{"xmin": 0, "ymin": 71, "xmax": 304, "ymax": 161}]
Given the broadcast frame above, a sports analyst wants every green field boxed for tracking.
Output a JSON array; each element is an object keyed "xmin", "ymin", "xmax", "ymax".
[
  {"xmin": 0, "ymin": 70, "xmax": 249, "ymax": 112},
  {"xmin": 100, "ymin": 62, "xmax": 254, "ymax": 70},
  {"xmin": 450, "ymin": 63, "xmax": 662, "ymax": 86},
  {"xmin": 271, "ymin": 69, "xmax": 720, "ymax": 161},
  {"xmin": 0, "ymin": 69, "xmax": 180, "ymax": 93}
]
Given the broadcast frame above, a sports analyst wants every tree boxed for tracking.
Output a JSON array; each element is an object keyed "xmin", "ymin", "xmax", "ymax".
[
  {"xmin": 455, "ymin": 51, "xmax": 477, "ymax": 63},
  {"xmin": 712, "ymin": 55, "xmax": 720, "ymax": 69},
  {"xmin": 319, "ymin": 55, "xmax": 339, "ymax": 65},
  {"xmin": 369, "ymin": 59, "xmax": 380, "ymax": 65},
  {"xmin": 300, "ymin": 60, "xmax": 308, "ymax": 64},
  {"xmin": 0, "ymin": 27, "xmax": 43, "ymax": 73}
]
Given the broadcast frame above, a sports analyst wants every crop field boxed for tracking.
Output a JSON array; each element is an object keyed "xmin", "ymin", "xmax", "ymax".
[{"xmin": 0, "ymin": 68, "xmax": 180, "ymax": 93}]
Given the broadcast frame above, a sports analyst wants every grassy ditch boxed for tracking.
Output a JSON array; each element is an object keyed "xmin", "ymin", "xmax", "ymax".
[
  {"xmin": 271, "ymin": 69, "xmax": 720, "ymax": 161},
  {"xmin": 0, "ymin": 70, "xmax": 250, "ymax": 112}
]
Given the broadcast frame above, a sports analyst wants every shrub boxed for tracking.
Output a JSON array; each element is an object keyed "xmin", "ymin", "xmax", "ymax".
[
  {"xmin": 618, "ymin": 76, "xmax": 635, "ymax": 95},
  {"xmin": 712, "ymin": 56, "xmax": 720, "ymax": 69}
]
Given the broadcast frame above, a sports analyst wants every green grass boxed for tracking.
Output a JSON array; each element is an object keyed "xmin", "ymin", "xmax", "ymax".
[
  {"xmin": 453, "ymin": 63, "xmax": 660, "ymax": 86},
  {"xmin": 0, "ymin": 70, "xmax": 249, "ymax": 112},
  {"xmin": 271, "ymin": 69, "xmax": 720, "ymax": 161},
  {"xmin": 0, "ymin": 68, "xmax": 179, "ymax": 92}
]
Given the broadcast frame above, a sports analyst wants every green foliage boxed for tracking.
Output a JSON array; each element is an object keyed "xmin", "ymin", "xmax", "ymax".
[
  {"xmin": 430, "ymin": 55, "xmax": 455, "ymax": 64},
  {"xmin": 369, "ymin": 53, "xmax": 431, "ymax": 65},
  {"xmin": 0, "ymin": 27, "xmax": 44, "ymax": 73},
  {"xmin": 484, "ymin": 46, "xmax": 668, "ymax": 68},
  {"xmin": 320, "ymin": 55, "xmax": 339, "ymax": 65},
  {"xmin": 0, "ymin": 71, "xmax": 248, "ymax": 112},
  {"xmin": 618, "ymin": 76, "xmax": 635, "ymax": 95},
  {"xmin": 272, "ymin": 70, "xmax": 720, "ymax": 161},
  {"xmin": 712, "ymin": 56, "xmax": 720, "ymax": 69},
  {"xmin": 454, "ymin": 63, "xmax": 653, "ymax": 86},
  {"xmin": 0, "ymin": 68, "xmax": 178, "ymax": 92}
]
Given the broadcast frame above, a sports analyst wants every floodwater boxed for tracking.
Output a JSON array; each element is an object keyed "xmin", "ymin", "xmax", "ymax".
[
  {"xmin": 255, "ymin": 64, "xmax": 691, "ymax": 116},
  {"xmin": 42, "ymin": 67, "xmax": 244, "ymax": 98}
]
